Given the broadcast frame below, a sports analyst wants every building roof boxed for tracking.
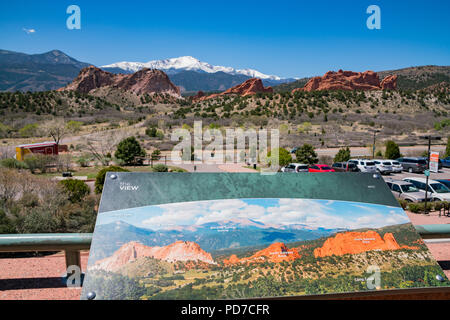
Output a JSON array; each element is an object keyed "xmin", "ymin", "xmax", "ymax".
[{"xmin": 17, "ymin": 142, "xmax": 57, "ymax": 148}]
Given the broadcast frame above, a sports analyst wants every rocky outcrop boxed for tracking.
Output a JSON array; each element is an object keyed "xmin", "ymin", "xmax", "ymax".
[
  {"xmin": 94, "ymin": 241, "xmax": 215, "ymax": 272},
  {"xmin": 59, "ymin": 66, "xmax": 180, "ymax": 96},
  {"xmin": 314, "ymin": 231, "xmax": 417, "ymax": 258},
  {"xmin": 293, "ymin": 70, "xmax": 397, "ymax": 93},
  {"xmin": 380, "ymin": 75, "xmax": 398, "ymax": 90},
  {"xmin": 223, "ymin": 242, "xmax": 301, "ymax": 265},
  {"xmin": 197, "ymin": 78, "xmax": 273, "ymax": 101},
  {"xmin": 190, "ymin": 90, "xmax": 205, "ymax": 100}
]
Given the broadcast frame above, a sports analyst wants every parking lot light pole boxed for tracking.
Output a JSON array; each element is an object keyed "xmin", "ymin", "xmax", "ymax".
[{"xmin": 422, "ymin": 135, "xmax": 441, "ymax": 214}]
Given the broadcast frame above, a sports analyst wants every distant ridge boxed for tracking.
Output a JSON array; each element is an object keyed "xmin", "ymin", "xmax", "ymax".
[{"xmin": 0, "ymin": 49, "xmax": 91, "ymax": 91}]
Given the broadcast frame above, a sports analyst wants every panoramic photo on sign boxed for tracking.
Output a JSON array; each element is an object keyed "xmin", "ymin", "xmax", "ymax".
[{"xmin": 81, "ymin": 173, "xmax": 449, "ymax": 300}]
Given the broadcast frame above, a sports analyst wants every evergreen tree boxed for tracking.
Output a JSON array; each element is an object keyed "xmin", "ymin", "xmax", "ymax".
[
  {"xmin": 445, "ymin": 136, "xmax": 450, "ymax": 158},
  {"xmin": 334, "ymin": 147, "xmax": 351, "ymax": 163},
  {"xmin": 295, "ymin": 144, "xmax": 318, "ymax": 165},
  {"xmin": 384, "ymin": 140, "xmax": 401, "ymax": 159},
  {"xmin": 115, "ymin": 136, "xmax": 146, "ymax": 165}
]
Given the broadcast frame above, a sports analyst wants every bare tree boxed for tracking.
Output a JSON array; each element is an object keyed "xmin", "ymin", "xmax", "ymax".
[
  {"xmin": 43, "ymin": 119, "xmax": 69, "ymax": 146},
  {"xmin": 82, "ymin": 129, "xmax": 130, "ymax": 166},
  {"xmin": 0, "ymin": 169, "xmax": 21, "ymax": 206},
  {"xmin": 0, "ymin": 146, "xmax": 15, "ymax": 160}
]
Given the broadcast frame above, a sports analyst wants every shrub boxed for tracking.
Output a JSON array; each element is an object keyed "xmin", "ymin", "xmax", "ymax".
[
  {"xmin": 153, "ymin": 164, "xmax": 168, "ymax": 172},
  {"xmin": 0, "ymin": 209, "xmax": 15, "ymax": 234},
  {"xmin": 146, "ymin": 126, "xmax": 157, "ymax": 137},
  {"xmin": 23, "ymin": 154, "xmax": 54, "ymax": 173},
  {"xmin": 333, "ymin": 147, "xmax": 351, "ymax": 163},
  {"xmin": 446, "ymin": 136, "xmax": 450, "ymax": 158},
  {"xmin": 295, "ymin": 144, "xmax": 318, "ymax": 165},
  {"xmin": 19, "ymin": 210, "xmax": 59, "ymax": 233},
  {"xmin": 267, "ymin": 148, "xmax": 292, "ymax": 167},
  {"xmin": 385, "ymin": 140, "xmax": 401, "ymax": 159},
  {"xmin": 76, "ymin": 155, "xmax": 91, "ymax": 167},
  {"xmin": 408, "ymin": 203, "xmax": 420, "ymax": 213},
  {"xmin": 19, "ymin": 123, "xmax": 39, "ymax": 138},
  {"xmin": 151, "ymin": 149, "xmax": 161, "ymax": 161},
  {"xmin": 114, "ymin": 136, "xmax": 146, "ymax": 165},
  {"xmin": 398, "ymin": 199, "xmax": 408, "ymax": 210},
  {"xmin": 95, "ymin": 166, "xmax": 130, "ymax": 194},
  {"xmin": 434, "ymin": 201, "xmax": 443, "ymax": 212},
  {"xmin": 66, "ymin": 121, "xmax": 83, "ymax": 133},
  {"xmin": 60, "ymin": 179, "xmax": 90, "ymax": 203},
  {"xmin": 0, "ymin": 158, "xmax": 28, "ymax": 170}
]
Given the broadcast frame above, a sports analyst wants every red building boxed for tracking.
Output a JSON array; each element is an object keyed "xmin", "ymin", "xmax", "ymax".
[{"xmin": 16, "ymin": 142, "xmax": 59, "ymax": 161}]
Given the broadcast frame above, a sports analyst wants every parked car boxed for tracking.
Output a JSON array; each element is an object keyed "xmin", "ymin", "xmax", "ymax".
[
  {"xmin": 308, "ymin": 164, "xmax": 335, "ymax": 172},
  {"xmin": 436, "ymin": 179, "xmax": 450, "ymax": 189},
  {"xmin": 348, "ymin": 159, "xmax": 377, "ymax": 173},
  {"xmin": 290, "ymin": 147, "xmax": 298, "ymax": 154},
  {"xmin": 390, "ymin": 160, "xmax": 403, "ymax": 173},
  {"xmin": 403, "ymin": 177, "xmax": 450, "ymax": 201},
  {"xmin": 373, "ymin": 160, "xmax": 393, "ymax": 175},
  {"xmin": 417, "ymin": 157, "xmax": 443, "ymax": 171},
  {"xmin": 385, "ymin": 180, "xmax": 432, "ymax": 203},
  {"xmin": 395, "ymin": 157, "xmax": 427, "ymax": 173},
  {"xmin": 441, "ymin": 157, "xmax": 450, "ymax": 168},
  {"xmin": 331, "ymin": 162, "xmax": 358, "ymax": 172},
  {"xmin": 281, "ymin": 163, "xmax": 309, "ymax": 173}
]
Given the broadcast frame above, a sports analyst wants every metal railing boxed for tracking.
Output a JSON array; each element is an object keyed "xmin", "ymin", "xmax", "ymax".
[
  {"xmin": 0, "ymin": 233, "xmax": 92, "ymax": 275},
  {"xmin": 0, "ymin": 224, "xmax": 449, "ymax": 274}
]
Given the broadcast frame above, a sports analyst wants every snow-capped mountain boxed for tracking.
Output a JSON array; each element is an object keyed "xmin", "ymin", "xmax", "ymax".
[{"xmin": 101, "ymin": 56, "xmax": 282, "ymax": 81}]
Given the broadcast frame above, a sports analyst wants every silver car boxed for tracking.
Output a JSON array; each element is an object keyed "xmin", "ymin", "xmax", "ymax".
[
  {"xmin": 391, "ymin": 161, "xmax": 403, "ymax": 173},
  {"xmin": 374, "ymin": 160, "xmax": 393, "ymax": 175},
  {"xmin": 348, "ymin": 159, "xmax": 377, "ymax": 173},
  {"xmin": 281, "ymin": 163, "xmax": 309, "ymax": 173},
  {"xmin": 386, "ymin": 180, "xmax": 431, "ymax": 202}
]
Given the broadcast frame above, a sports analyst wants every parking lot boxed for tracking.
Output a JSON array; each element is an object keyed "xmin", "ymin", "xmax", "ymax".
[{"xmin": 381, "ymin": 167, "xmax": 450, "ymax": 182}]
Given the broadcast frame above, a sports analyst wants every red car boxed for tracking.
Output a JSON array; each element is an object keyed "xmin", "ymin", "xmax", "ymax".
[{"xmin": 308, "ymin": 164, "xmax": 335, "ymax": 172}]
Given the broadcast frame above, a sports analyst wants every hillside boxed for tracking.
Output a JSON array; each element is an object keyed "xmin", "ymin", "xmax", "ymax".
[
  {"xmin": 0, "ymin": 49, "xmax": 91, "ymax": 91},
  {"xmin": 273, "ymin": 66, "xmax": 450, "ymax": 92},
  {"xmin": 378, "ymin": 65, "xmax": 450, "ymax": 91},
  {"xmin": 1, "ymin": 78, "xmax": 449, "ymax": 148}
]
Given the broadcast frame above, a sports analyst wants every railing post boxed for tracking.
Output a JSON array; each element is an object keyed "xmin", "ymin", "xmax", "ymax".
[{"xmin": 65, "ymin": 250, "xmax": 81, "ymax": 275}]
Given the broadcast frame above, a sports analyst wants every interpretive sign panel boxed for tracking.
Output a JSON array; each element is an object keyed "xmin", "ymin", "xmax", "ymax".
[{"xmin": 82, "ymin": 173, "xmax": 449, "ymax": 300}]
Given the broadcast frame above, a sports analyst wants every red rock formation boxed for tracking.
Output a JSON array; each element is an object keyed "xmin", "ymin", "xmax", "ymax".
[
  {"xmin": 223, "ymin": 242, "xmax": 301, "ymax": 265},
  {"xmin": 223, "ymin": 254, "xmax": 240, "ymax": 265},
  {"xmin": 314, "ymin": 231, "xmax": 417, "ymax": 258},
  {"xmin": 197, "ymin": 78, "xmax": 273, "ymax": 101},
  {"xmin": 94, "ymin": 241, "xmax": 215, "ymax": 272},
  {"xmin": 380, "ymin": 75, "xmax": 398, "ymax": 90},
  {"xmin": 59, "ymin": 66, "xmax": 180, "ymax": 96},
  {"xmin": 293, "ymin": 70, "xmax": 397, "ymax": 93},
  {"xmin": 192, "ymin": 91, "xmax": 205, "ymax": 100}
]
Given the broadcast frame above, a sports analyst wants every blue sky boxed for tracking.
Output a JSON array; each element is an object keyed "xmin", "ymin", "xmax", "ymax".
[
  {"xmin": 0, "ymin": 0, "xmax": 449, "ymax": 78},
  {"xmin": 96, "ymin": 198, "xmax": 410, "ymax": 230}
]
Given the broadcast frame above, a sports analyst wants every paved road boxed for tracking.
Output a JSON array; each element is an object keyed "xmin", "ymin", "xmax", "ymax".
[
  {"xmin": 381, "ymin": 167, "xmax": 450, "ymax": 182},
  {"xmin": 169, "ymin": 162, "xmax": 257, "ymax": 173}
]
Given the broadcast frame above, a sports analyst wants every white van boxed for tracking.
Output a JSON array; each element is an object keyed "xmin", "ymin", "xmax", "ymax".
[{"xmin": 348, "ymin": 159, "xmax": 377, "ymax": 173}]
